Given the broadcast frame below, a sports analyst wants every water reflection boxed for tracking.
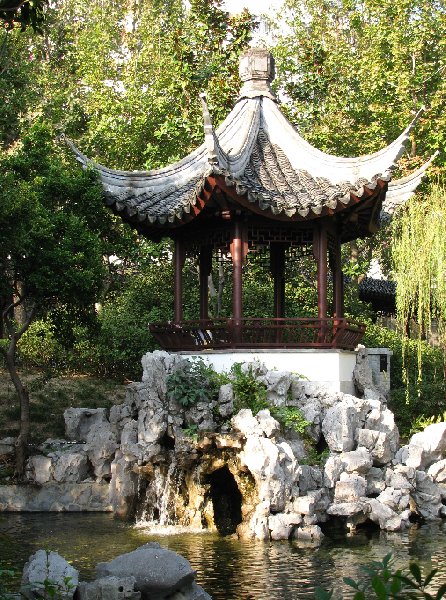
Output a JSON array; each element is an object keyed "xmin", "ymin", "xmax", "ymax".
[{"xmin": 1, "ymin": 514, "xmax": 446, "ymax": 599}]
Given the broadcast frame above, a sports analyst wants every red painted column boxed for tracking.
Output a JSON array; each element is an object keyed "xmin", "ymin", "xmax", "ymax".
[
  {"xmin": 316, "ymin": 225, "xmax": 328, "ymax": 320},
  {"xmin": 333, "ymin": 237, "xmax": 344, "ymax": 319},
  {"xmin": 174, "ymin": 238, "xmax": 185, "ymax": 323},
  {"xmin": 230, "ymin": 220, "xmax": 244, "ymax": 343},
  {"xmin": 199, "ymin": 246, "xmax": 213, "ymax": 320}
]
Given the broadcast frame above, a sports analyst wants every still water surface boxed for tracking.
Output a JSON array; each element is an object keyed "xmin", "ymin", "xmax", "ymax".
[{"xmin": 1, "ymin": 513, "xmax": 446, "ymax": 599}]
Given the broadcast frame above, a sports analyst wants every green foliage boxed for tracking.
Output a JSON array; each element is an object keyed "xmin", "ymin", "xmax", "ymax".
[
  {"xmin": 182, "ymin": 423, "xmax": 199, "ymax": 440},
  {"xmin": 391, "ymin": 185, "xmax": 446, "ymax": 386},
  {"xmin": 300, "ymin": 447, "xmax": 330, "ymax": 466},
  {"xmin": 270, "ymin": 406, "xmax": 311, "ymax": 435},
  {"xmin": 409, "ymin": 411, "xmax": 446, "ymax": 436},
  {"xmin": 167, "ymin": 359, "xmax": 224, "ymax": 408},
  {"xmin": 231, "ymin": 363, "xmax": 269, "ymax": 415},
  {"xmin": 363, "ymin": 324, "xmax": 446, "ymax": 437},
  {"xmin": 17, "ymin": 319, "xmax": 65, "ymax": 368},
  {"xmin": 0, "ymin": 0, "xmax": 48, "ymax": 32},
  {"xmin": 316, "ymin": 553, "xmax": 446, "ymax": 599},
  {"xmin": 0, "ymin": 562, "xmax": 16, "ymax": 600}
]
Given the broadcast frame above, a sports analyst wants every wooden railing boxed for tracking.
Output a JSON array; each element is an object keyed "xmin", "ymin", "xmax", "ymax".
[{"xmin": 149, "ymin": 317, "xmax": 366, "ymax": 351}]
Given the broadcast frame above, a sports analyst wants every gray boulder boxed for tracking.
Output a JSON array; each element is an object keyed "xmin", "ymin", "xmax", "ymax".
[
  {"xmin": 95, "ymin": 543, "xmax": 198, "ymax": 600},
  {"xmin": 334, "ymin": 473, "xmax": 366, "ymax": 503},
  {"xmin": 21, "ymin": 550, "xmax": 79, "ymax": 599},
  {"xmin": 77, "ymin": 577, "xmax": 141, "ymax": 600},
  {"xmin": 322, "ymin": 403, "xmax": 359, "ymax": 452},
  {"xmin": 64, "ymin": 408, "xmax": 108, "ymax": 442},
  {"xmin": 428, "ymin": 459, "xmax": 446, "ymax": 483},
  {"xmin": 406, "ymin": 423, "xmax": 446, "ymax": 470}
]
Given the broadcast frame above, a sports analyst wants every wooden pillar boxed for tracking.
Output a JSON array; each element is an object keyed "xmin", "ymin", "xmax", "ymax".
[
  {"xmin": 230, "ymin": 220, "xmax": 246, "ymax": 343},
  {"xmin": 174, "ymin": 238, "xmax": 185, "ymax": 323},
  {"xmin": 270, "ymin": 244, "xmax": 286, "ymax": 319},
  {"xmin": 314, "ymin": 225, "xmax": 328, "ymax": 320},
  {"xmin": 199, "ymin": 246, "xmax": 213, "ymax": 320},
  {"xmin": 333, "ymin": 237, "xmax": 344, "ymax": 319}
]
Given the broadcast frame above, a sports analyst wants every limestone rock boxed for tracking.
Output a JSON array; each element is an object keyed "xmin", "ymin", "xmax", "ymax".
[
  {"xmin": 53, "ymin": 451, "xmax": 89, "ymax": 483},
  {"xmin": 324, "ymin": 455, "xmax": 344, "ymax": 488},
  {"xmin": 85, "ymin": 421, "xmax": 118, "ymax": 480},
  {"xmin": 27, "ymin": 455, "xmax": 52, "ymax": 485},
  {"xmin": 366, "ymin": 467, "xmax": 386, "ymax": 495},
  {"xmin": 21, "ymin": 550, "xmax": 79, "ymax": 599},
  {"xmin": 293, "ymin": 524, "xmax": 324, "ymax": 542},
  {"xmin": 138, "ymin": 390, "xmax": 167, "ymax": 446},
  {"xmin": 322, "ymin": 403, "xmax": 359, "ymax": 452},
  {"xmin": 406, "ymin": 423, "xmax": 446, "ymax": 470},
  {"xmin": 231, "ymin": 409, "xmax": 260, "ymax": 437},
  {"xmin": 357, "ymin": 429, "xmax": 394, "ymax": 466},
  {"xmin": 365, "ymin": 498, "xmax": 404, "ymax": 531},
  {"xmin": 0, "ymin": 437, "xmax": 15, "ymax": 456},
  {"xmin": 364, "ymin": 407, "xmax": 399, "ymax": 456},
  {"xmin": 268, "ymin": 512, "xmax": 301, "ymax": 540},
  {"xmin": 385, "ymin": 465, "xmax": 415, "ymax": 491},
  {"xmin": 64, "ymin": 408, "xmax": 109, "ymax": 442},
  {"xmin": 299, "ymin": 401, "xmax": 322, "ymax": 443},
  {"xmin": 334, "ymin": 473, "xmax": 366, "ymax": 503},
  {"xmin": 0, "ymin": 483, "xmax": 111, "ymax": 512},
  {"xmin": 96, "ymin": 543, "xmax": 196, "ymax": 599},
  {"xmin": 240, "ymin": 436, "xmax": 291, "ymax": 512},
  {"xmin": 297, "ymin": 465, "xmax": 323, "ymax": 494},
  {"xmin": 258, "ymin": 370, "xmax": 292, "ymax": 406},
  {"xmin": 412, "ymin": 470, "xmax": 443, "ymax": 520},
  {"xmin": 110, "ymin": 452, "xmax": 139, "ymax": 517},
  {"xmin": 77, "ymin": 577, "xmax": 141, "ymax": 600},
  {"xmin": 340, "ymin": 447, "xmax": 373, "ymax": 474},
  {"xmin": 256, "ymin": 409, "xmax": 280, "ymax": 438},
  {"xmin": 353, "ymin": 347, "xmax": 375, "ymax": 396},
  {"xmin": 428, "ymin": 459, "xmax": 446, "ymax": 483},
  {"xmin": 217, "ymin": 384, "xmax": 234, "ymax": 419},
  {"xmin": 376, "ymin": 487, "xmax": 410, "ymax": 512},
  {"xmin": 327, "ymin": 501, "xmax": 370, "ymax": 518}
]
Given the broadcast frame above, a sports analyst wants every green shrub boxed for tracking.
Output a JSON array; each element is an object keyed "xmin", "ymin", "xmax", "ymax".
[
  {"xmin": 315, "ymin": 552, "xmax": 446, "ymax": 599},
  {"xmin": 231, "ymin": 363, "xmax": 269, "ymax": 415},
  {"xmin": 17, "ymin": 319, "xmax": 66, "ymax": 369},
  {"xmin": 270, "ymin": 405, "xmax": 311, "ymax": 434},
  {"xmin": 167, "ymin": 359, "xmax": 225, "ymax": 408}
]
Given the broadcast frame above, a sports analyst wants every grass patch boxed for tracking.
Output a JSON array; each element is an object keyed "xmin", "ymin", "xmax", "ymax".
[{"xmin": 0, "ymin": 369, "xmax": 127, "ymax": 445}]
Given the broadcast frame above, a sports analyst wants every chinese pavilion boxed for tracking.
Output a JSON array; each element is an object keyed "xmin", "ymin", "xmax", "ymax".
[{"xmin": 68, "ymin": 48, "xmax": 434, "ymax": 357}]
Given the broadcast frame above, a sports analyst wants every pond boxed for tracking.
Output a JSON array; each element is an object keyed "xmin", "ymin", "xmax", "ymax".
[{"xmin": 1, "ymin": 513, "xmax": 446, "ymax": 599}]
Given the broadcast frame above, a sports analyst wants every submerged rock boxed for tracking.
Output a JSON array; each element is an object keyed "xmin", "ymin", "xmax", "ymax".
[
  {"xmin": 21, "ymin": 549, "xmax": 79, "ymax": 600},
  {"xmin": 96, "ymin": 543, "xmax": 210, "ymax": 600}
]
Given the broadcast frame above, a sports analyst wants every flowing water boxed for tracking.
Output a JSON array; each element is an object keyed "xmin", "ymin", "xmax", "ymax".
[{"xmin": 1, "ymin": 513, "xmax": 446, "ymax": 599}]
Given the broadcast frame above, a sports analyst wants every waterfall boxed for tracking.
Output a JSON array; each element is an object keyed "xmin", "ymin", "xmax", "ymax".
[{"xmin": 137, "ymin": 455, "xmax": 180, "ymax": 528}]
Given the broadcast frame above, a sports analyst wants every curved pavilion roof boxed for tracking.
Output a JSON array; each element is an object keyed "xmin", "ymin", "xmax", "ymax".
[{"xmin": 68, "ymin": 48, "xmax": 436, "ymax": 237}]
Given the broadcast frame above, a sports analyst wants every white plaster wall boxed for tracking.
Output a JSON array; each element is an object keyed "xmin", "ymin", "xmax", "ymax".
[{"xmin": 179, "ymin": 350, "xmax": 357, "ymax": 394}]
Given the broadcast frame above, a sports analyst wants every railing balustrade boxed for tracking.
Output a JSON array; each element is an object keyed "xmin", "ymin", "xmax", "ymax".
[{"xmin": 149, "ymin": 318, "xmax": 365, "ymax": 351}]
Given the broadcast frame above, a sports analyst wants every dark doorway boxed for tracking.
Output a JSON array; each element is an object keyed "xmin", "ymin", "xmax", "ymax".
[{"xmin": 206, "ymin": 466, "xmax": 242, "ymax": 535}]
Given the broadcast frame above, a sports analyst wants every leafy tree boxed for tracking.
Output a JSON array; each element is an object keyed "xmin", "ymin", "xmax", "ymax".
[
  {"xmin": 0, "ymin": 0, "xmax": 47, "ymax": 32},
  {"xmin": 0, "ymin": 122, "xmax": 106, "ymax": 476}
]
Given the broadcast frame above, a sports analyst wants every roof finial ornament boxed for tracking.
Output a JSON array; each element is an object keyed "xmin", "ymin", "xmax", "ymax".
[
  {"xmin": 199, "ymin": 92, "xmax": 219, "ymax": 165},
  {"xmin": 238, "ymin": 47, "xmax": 276, "ymax": 101}
]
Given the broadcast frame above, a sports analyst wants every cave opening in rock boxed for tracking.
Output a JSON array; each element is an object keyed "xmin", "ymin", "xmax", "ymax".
[{"xmin": 206, "ymin": 466, "xmax": 242, "ymax": 535}]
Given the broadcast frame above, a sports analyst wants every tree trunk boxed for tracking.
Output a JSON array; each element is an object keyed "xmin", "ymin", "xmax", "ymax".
[
  {"xmin": 4, "ymin": 341, "xmax": 30, "ymax": 478},
  {"xmin": 1, "ymin": 301, "xmax": 35, "ymax": 478}
]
